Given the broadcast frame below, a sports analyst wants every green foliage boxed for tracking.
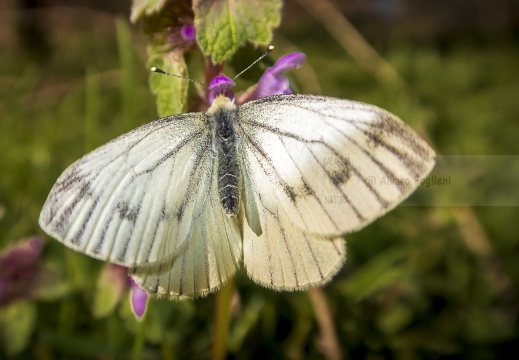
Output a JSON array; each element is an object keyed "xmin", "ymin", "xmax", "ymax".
[
  {"xmin": 0, "ymin": 301, "xmax": 36, "ymax": 356},
  {"xmin": 194, "ymin": 0, "xmax": 282, "ymax": 62},
  {"xmin": 129, "ymin": 0, "xmax": 193, "ymax": 117},
  {"xmin": 148, "ymin": 50, "xmax": 189, "ymax": 117},
  {"xmin": 130, "ymin": 0, "xmax": 168, "ymax": 23}
]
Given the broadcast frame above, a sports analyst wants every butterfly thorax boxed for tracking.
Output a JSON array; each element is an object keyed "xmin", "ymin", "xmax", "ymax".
[{"xmin": 207, "ymin": 95, "xmax": 241, "ymax": 217}]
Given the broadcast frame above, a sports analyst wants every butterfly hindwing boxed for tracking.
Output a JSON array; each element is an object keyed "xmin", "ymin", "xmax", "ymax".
[
  {"xmin": 239, "ymin": 144, "xmax": 346, "ymax": 289},
  {"xmin": 130, "ymin": 156, "xmax": 242, "ymax": 299}
]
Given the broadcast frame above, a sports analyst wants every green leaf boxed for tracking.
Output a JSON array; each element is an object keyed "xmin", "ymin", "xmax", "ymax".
[
  {"xmin": 148, "ymin": 50, "xmax": 189, "ymax": 117},
  {"xmin": 130, "ymin": 0, "xmax": 168, "ymax": 23},
  {"xmin": 194, "ymin": 0, "xmax": 282, "ymax": 62},
  {"xmin": 0, "ymin": 301, "xmax": 37, "ymax": 356}
]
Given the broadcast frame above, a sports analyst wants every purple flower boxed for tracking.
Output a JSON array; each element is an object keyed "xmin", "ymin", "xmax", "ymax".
[
  {"xmin": 128, "ymin": 278, "xmax": 148, "ymax": 318},
  {"xmin": 250, "ymin": 52, "xmax": 306, "ymax": 100},
  {"xmin": 208, "ymin": 75, "xmax": 235, "ymax": 104},
  {"xmin": 180, "ymin": 25, "xmax": 196, "ymax": 42},
  {"xmin": 168, "ymin": 22, "xmax": 197, "ymax": 49},
  {"xmin": 206, "ymin": 52, "xmax": 306, "ymax": 105},
  {"xmin": 0, "ymin": 237, "xmax": 44, "ymax": 305}
]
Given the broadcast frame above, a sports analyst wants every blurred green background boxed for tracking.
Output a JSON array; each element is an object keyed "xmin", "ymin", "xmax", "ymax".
[{"xmin": 1, "ymin": 0, "xmax": 519, "ymax": 358}]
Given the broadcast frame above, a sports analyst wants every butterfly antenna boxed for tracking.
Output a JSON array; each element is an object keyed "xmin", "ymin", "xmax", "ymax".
[
  {"xmin": 233, "ymin": 45, "xmax": 274, "ymax": 80},
  {"xmin": 150, "ymin": 67, "xmax": 207, "ymax": 87}
]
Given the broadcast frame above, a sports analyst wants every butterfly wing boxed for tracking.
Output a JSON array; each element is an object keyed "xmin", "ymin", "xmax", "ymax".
[
  {"xmin": 130, "ymin": 158, "xmax": 242, "ymax": 299},
  {"xmin": 237, "ymin": 94, "xmax": 435, "ymax": 236},
  {"xmin": 240, "ymin": 145, "xmax": 346, "ymax": 289},
  {"xmin": 39, "ymin": 112, "xmax": 222, "ymax": 268}
]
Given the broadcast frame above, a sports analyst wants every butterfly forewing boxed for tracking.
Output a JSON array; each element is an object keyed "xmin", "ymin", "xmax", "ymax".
[
  {"xmin": 237, "ymin": 94, "xmax": 435, "ymax": 236},
  {"xmin": 39, "ymin": 112, "xmax": 215, "ymax": 267}
]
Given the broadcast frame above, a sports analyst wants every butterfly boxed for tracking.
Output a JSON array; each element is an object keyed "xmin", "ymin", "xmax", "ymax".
[{"xmin": 39, "ymin": 57, "xmax": 435, "ymax": 300}]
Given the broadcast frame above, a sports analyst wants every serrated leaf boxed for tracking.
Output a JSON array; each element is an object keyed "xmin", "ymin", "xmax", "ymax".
[
  {"xmin": 0, "ymin": 300, "xmax": 36, "ymax": 356},
  {"xmin": 130, "ymin": 0, "xmax": 168, "ymax": 23},
  {"xmin": 148, "ymin": 50, "xmax": 189, "ymax": 117},
  {"xmin": 194, "ymin": 0, "xmax": 282, "ymax": 62}
]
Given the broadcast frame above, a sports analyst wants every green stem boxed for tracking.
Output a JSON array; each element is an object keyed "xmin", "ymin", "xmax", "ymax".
[
  {"xmin": 212, "ymin": 279, "xmax": 235, "ymax": 360},
  {"xmin": 131, "ymin": 305, "xmax": 149, "ymax": 360}
]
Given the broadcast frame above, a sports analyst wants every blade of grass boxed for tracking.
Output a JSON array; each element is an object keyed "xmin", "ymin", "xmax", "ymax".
[
  {"xmin": 85, "ymin": 68, "xmax": 100, "ymax": 152},
  {"xmin": 116, "ymin": 17, "xmax": 135, "ymax": 131}
]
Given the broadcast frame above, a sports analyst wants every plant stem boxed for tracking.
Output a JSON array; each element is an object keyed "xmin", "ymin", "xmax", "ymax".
[
  {"xmin": 308, "ymin": 287, "xmax": 344, "ymax": 360},
  {"xmin": 212, "ymin": 279, "xmax": 235, "ymax": 360},
  {"xmin": 131, "ymin": 305, "xmax": 149, "ymax": 360}
]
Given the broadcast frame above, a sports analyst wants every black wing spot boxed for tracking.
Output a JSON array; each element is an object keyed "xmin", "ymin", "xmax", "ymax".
[
  {"xmin": 118, "ymin": 202, "xmax": 139, "ymax": 222},
  {"xmin": 302, "ymin": 180, "xmax": 314, "ymax": 196},
  {"xmin": 283, "ymin": 184, "xmax": 298, "ymax": 202},
  {"xmin": 329, "ymin": 167, "xmax": 351, "ymax": 187}
]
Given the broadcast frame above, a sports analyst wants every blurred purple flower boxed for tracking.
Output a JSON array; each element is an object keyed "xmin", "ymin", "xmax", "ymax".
[
  {"xmin": 250, "ymin": 52, "xmax": 306, "ymax": 100},
  {"xmin": 168, "ymin": 21, "xmax": 197, "ymax": 49},
  {"xmin": 180, "ymin": 24, "xmax": 196, "ymax": 42},
  {"xmin": 129, "ymin": 278, "xmax": 148, "ymax": 318},
  {"xmin": 0, "ymin": 237, "xmax": 44, "ymax": 305},
  {"xmin": 208, "ymin": 75, "xmax": 236, "ymax": 104}
]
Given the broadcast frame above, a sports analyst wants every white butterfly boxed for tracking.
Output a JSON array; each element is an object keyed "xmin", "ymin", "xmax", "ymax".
[{"xmin": 39, "ymin": 79, "xmax": 435, "ymax": 299}]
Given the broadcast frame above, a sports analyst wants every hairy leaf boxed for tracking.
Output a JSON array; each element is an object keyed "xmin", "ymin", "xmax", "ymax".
[
  {"xmin": 194, "ymin": 0, "xmax": 282, "ymax": 62},
  {"xmin": 148, "ymin": 50, "xmax": 189, "ymax": 117},
  {"xmin": 130, "ymin": 0, "xmax": 168, "ymax": 23}
]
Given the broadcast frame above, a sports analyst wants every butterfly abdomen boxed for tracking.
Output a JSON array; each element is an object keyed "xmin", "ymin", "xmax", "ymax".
[{"xmin": 208, "ymin": 96, "xmax": 241, "ymax": 217}]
